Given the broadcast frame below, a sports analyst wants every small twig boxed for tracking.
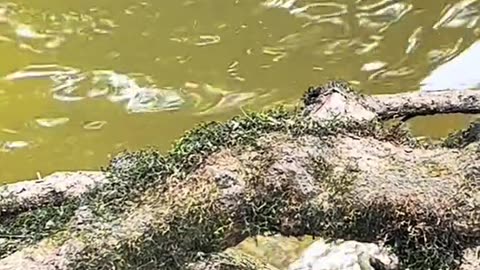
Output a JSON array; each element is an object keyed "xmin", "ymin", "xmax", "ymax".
[{"xmin": 36, "ymin": 172, "xmax": 43, "ymax": 181}]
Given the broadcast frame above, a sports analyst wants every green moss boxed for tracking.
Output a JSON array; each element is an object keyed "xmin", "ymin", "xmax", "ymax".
[
  {"xmin": 443, "ymin": 119, "xmax": 480, "ymax": 148},
  {"xmin": 291, "ymin": 193, "xmax": 468, "ymax": 269},
  {"xmin": 74, "ymin": 178, "xmax": 233, "ymax": 269},
  {"xmin": 0, "ymin": 201, "xmax": 78, "ymax": 258}
]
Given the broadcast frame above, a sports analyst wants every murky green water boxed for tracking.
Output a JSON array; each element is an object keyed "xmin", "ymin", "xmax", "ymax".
[{"xmin": 0, "ymin": 0, "xmax": 479, "ymax": 183}]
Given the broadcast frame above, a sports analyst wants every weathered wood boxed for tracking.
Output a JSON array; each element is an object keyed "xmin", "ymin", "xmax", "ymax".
[
  {"xmin": 374, "ymin": 90, "xmax": 480, "ymax": 120},
  {"xmin": 305, "ymin": 82, "xmax": 480, "ymax": 121}
]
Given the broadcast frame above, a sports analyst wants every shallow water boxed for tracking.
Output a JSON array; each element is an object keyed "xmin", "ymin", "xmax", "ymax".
[{"xmin": 0, "ymin": 0, "xmax": 479, "ymax": 182}]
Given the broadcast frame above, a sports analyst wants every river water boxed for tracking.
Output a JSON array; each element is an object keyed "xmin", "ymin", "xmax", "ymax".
[{"xmin": 0, "ymin": 0, "xmax": 479, "ymax": 182}]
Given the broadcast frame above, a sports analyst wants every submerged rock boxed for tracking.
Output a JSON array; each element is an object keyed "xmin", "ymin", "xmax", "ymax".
[{"xmin": 288, "ymin": 239, "xmax": 399, "ymax": 270}]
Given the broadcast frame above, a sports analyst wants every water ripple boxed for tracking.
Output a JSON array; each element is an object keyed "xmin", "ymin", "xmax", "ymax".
[
  {"xmin": 3, "ymin": 65, "xmax": 185, "ymax": 113},
  {"xmin": 357, "ymin": 2, "xmax": 413, "ymax": 32},
  {"xmin": 0, "ymin": 140, "xmax": 29, "ymax": 152},
  {"xmin": 434, "ymin": 0, "xmax": 480, "ymax": 29},
  {"xmin": 35, "ymin": 117, "xmax": 70, "ymax": 128},
  {"xmin": 0, "ymin": 3, "xmax": 116, "ymax": 52}
]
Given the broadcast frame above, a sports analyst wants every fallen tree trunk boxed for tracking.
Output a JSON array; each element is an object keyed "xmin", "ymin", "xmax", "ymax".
[{"xmin": 0, "ymin": 82, "xmax": 479, "ymax": 269}]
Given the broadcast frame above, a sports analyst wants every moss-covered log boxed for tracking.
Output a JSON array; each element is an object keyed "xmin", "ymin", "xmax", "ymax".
[{"xmin": 0, "ymin": 82, "xmax": 479, "ymax": 270}]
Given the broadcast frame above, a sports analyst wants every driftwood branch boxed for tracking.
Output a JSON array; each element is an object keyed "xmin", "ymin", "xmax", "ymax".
[
  {"xmin": 0, "ymin": 82, "xmax": 479, "ymax": 269},
  {"xmin": 374, "ymin": 89, "xmax": 480, "ymax": 120},
  {"xmin": 305, "ymin": 82, "xmax": 480, "ymax": 122}
]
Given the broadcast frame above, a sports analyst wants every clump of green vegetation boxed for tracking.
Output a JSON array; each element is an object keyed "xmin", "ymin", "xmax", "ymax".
[
  {"xmin": 0, "ymin": 201, "xmax": 78, "ymax": 258},
  {"xmin": 302, "ymin": 80, "xmax": 360, "ymax": 106},
  {"xmin": 443, "ymin": 119, "xmax": 480, "ymax": 148},
  {"xmin": 322, "ymin": 200, "xmax": 469, "ymax": 269}
]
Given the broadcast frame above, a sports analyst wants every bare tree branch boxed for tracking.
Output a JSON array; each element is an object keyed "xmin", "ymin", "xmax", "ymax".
[
  {"xmin": 374, "ymin": 89, "xmax": 480, "ymax": 120},
  {"xmin": 305, "ymin": 82, "xmax": 480, "ymax": 122}
]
